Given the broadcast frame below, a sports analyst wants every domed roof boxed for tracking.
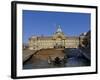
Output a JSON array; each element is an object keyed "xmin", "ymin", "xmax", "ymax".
[
  {"xmin": 53, "ymin": 25, "xmax": 66, "ymax": 39},
  {"xmin": 56, "ymin": 25, "xmax": 62, "ymax": 33}
]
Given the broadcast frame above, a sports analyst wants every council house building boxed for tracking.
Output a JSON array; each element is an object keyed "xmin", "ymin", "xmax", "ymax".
[{"xmin": 28, "ymin": 25, "xmax": 85, "ymax": 50}]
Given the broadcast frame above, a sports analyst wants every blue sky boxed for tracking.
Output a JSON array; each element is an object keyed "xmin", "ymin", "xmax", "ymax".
[{"xmin": 23, "ymin": 10, "xmax": 90, "ymax": 43}]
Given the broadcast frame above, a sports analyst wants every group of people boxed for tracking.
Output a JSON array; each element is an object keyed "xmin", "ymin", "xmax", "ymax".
[{"xmin": 47, "ymin": 56, "xmax": 67, "ymax": 65}]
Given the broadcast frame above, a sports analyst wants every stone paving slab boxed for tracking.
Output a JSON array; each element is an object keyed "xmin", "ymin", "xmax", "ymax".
[
  {"xmin": 23, "ymin": 49, "xmax": 37, "ymax": 62},
  {"xmin": 23, "ymin": 49, "xmax": 65, "ymax": 69}
]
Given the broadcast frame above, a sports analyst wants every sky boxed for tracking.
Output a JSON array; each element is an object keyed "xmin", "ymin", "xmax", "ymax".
[{"xmin": 23, "ymin": 10, "xmax": 90, "ymax": 43}]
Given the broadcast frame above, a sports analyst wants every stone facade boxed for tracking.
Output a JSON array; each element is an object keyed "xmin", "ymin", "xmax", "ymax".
[{"xmin": 28, "ymin": 26, "xmax": 84, "ymax": 50}]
